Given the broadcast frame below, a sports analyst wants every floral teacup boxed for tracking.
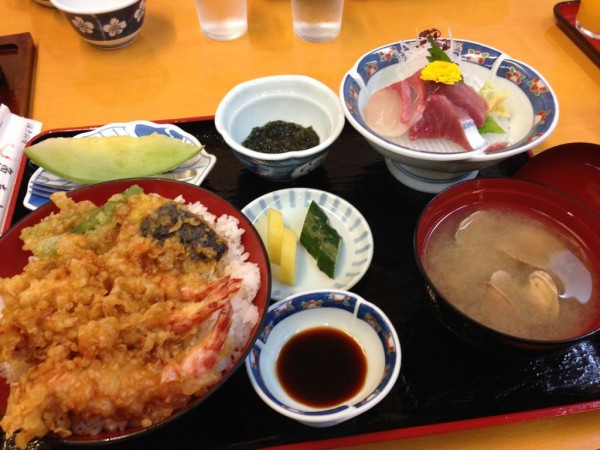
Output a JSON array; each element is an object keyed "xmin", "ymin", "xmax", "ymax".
[{"xmin": 49, "ymin": 0, "xmax": 146, "ymax": 49}]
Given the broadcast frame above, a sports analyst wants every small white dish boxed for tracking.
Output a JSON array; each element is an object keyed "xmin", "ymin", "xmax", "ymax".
[
  {"xmin": 24, "ymin": 120, "xmax": 217, "ymax": 210},
  {"xmin": 242, "ymin": 188, "xmax": 374, "ymax": 300},
  {"xmin": 245, "ymin": 289, "xmax": 401, "ymax": 427},
  {"xmin": 215, "ymin": 75, "xmax": 345, "ymax": 181}
]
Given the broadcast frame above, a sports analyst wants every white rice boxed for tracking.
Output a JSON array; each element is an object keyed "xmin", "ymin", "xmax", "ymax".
[{"xmin": 182, "ymin": 198, "xmax": 261, "ymax": 370}]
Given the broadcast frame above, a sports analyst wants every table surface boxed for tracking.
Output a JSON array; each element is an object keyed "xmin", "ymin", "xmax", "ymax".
[{"xmin": 2, "ymin": 0, "xmax": 600, "ymax": 448}]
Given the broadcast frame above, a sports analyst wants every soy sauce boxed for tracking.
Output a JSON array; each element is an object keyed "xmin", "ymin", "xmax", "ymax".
[{"xmin": 276, "ymin": 326, "xmax": 367, "ymax": 408}]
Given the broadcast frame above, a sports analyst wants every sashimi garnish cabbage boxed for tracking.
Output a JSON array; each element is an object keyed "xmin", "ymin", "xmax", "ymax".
[{"xmin": 363, "ymin": 30, "xmax": 510, "ymax": 152}]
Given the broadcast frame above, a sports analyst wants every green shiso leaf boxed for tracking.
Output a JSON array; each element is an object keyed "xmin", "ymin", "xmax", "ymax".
[
  {"xmin": 426, "ymin": 38, "xmax": 453, "ymax": 63},
  {"xmin": 478, "ymin": 116, "xmax": 506, "ymax": 135}
]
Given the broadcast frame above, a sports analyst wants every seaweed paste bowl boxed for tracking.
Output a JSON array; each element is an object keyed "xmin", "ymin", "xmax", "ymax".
[
  {"xmin": 341, "ymin": 38, "xmax": 559, "ymax": 193},
  {"xmin": 245, "ymin": 290, "xmax": 401, "ymax": 427},
  {"xmin": 215, "ymin": 75, "xmax": 345, "ymax": 181},
  {"xmin": 414, "ymin": 177, "xmax": 600, "ymax": 354}
]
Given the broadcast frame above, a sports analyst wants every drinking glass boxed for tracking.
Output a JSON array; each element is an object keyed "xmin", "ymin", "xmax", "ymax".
[
  {"xmin": 576, "ymin": 0, "xmax": 600, "ymax": 40},
  {"xmin": 194, "ymin": 0, "xmax": 247, "ymax": 41},
  {"xmin": 291, "ymin": 0, "xmax": 344, "ymax": 43}
]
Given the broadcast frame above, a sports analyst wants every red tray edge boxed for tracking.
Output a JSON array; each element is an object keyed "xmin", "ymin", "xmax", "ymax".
[{"xmin": 265, "ymin": 400, "xmax": 600, "ymax": 449}]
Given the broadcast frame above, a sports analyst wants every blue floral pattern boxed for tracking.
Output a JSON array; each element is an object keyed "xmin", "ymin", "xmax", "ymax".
[{"xmin": 62, "ymin": 0, "xmax": 147, "ymax": 47}]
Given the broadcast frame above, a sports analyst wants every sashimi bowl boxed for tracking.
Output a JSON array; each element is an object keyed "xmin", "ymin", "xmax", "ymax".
[
  {"xmin": 340, "ymin": 36, "xmax": 558, "ymax": 193},
  {"xmin": 0, "ymin": 178, "xmax": 270, "ymax": 448}
]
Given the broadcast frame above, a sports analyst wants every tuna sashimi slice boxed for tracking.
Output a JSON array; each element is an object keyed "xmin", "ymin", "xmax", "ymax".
[
  {"xmin": 363, "ymin": 71, "xmax": 426, "ymax": 138},
  {"xmin": 409, "ymin": 94, "xmax": 487, "ymax": 151},
  {"xmin": 424, "ymin": 81, "xmax": 489, "ymax": 127}
]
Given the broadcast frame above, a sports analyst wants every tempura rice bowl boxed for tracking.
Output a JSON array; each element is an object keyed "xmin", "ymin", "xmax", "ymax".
[{"xmin": 0, "ymin": 178, "xmax": 271, "ymax": 445}]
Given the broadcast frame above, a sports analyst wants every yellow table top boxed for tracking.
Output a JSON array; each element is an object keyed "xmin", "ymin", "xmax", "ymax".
[{"xmin": 2, "ymin": 0, "xmax": 600, "ymax": 448}]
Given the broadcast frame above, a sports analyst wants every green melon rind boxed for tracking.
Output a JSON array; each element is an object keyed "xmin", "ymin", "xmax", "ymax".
[{"xmin": 25, "ymin": 133, "xmax": 203, "ymax": 184}]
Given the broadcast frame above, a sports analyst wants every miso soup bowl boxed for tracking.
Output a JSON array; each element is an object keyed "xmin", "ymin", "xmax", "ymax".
[
  {"xmin": 245, "ymin": 290, "xmax": 401, "ymax": 427},
  {"xmin": 215, "ymin": 75, "xmax": 345, "ymax": 181},
  {"xmin": 414, "ymin": 178, "xmax": 600, "ymax": 353}
]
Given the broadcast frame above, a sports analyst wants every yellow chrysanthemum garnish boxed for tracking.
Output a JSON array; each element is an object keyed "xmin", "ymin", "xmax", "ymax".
[{"xmin": 420, "ymin": 60, "xmax": 462, "ymax": 85}]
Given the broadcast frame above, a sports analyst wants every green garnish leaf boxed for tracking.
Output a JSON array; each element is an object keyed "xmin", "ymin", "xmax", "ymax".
[
  {"xmin": 426, "ymin": 38, "xmax": 453, "ymax": 63},
  {"xmin": 71, "ymin": 185, "xmax": 143, "ymax": 234},
  {"xmin": 478, "ymin": 116, "xmax": 506, "ymax": 135}
]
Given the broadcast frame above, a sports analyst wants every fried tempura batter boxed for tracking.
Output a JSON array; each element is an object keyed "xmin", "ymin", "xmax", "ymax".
[{"xmin": 0, "ymin": 188, "xmax": 246, "ymax": 448}]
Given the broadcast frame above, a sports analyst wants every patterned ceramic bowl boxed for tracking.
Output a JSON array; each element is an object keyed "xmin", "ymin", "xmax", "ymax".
[
  {"xmin": 340, "ymin": 38, "xmax": 559, "ymax": 193},
  {"xmin": 245, "ymin": 290, "xmax": 401, "ymax": 427},
  {"xmin": 215, "ymin": 75, "xmax": 345, "ymax": 181},
  {"xmin": 50, "ymin": 0, "xmax": 146, "ymax": 49}
]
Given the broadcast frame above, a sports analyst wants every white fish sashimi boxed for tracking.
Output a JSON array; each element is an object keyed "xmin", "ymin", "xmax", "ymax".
[{"xmin": 363, "ymin": 71, "xmax": 426, "ymax": 138}]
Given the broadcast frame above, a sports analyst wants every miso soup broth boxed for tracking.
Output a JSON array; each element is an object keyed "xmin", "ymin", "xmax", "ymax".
[{"xmin": 424, "ymin": 208, "xmax": 599, "ymax": 340}]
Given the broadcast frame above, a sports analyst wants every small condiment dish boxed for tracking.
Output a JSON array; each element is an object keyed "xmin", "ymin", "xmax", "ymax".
[
  {"xmin": 242, "ymin": 188, "xmax": 374, "ymax": 300},
  {"xmin": 245, "ymin": 290, "xmax": 401, "ymax": 427},
  {"xmin": 215, "ymin": 75, "xmax": 345, "ymax": 181},
  {"xmin": 50, "ymin": 0, "xmax": 146, "ymax": 49}
]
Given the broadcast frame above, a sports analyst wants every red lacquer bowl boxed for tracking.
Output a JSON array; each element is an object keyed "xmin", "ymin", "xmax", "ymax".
[
  {"xmin": 0, "ymin": 178, "xmax": 271, "ymax": 445},
  {"xmin": 515, "ymin": 142, "xmax": 600, "ymax": 217},
  {"xmin": 414, "ymin": 177, "xmax": 600, "ymax": 353}
]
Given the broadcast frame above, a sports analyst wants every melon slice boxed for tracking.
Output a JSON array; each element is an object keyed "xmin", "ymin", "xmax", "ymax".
[{"xmin": 25, "ymin": 133, "xmax": 203, "ymax": 184}]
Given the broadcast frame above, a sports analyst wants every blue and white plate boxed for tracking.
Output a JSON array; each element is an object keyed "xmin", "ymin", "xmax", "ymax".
[
  {"xmin": 24, "ymin": 120, "xmax": 217, "ymax": 210},
  {"xmin": 242, "ymin": 188, "xmax": 374, "ymax": 300}
]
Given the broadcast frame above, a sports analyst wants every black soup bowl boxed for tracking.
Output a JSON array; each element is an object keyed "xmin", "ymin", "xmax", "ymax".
[{"xmin": 414, "ymin": 178, "xmax": 600, "ymax": 353}]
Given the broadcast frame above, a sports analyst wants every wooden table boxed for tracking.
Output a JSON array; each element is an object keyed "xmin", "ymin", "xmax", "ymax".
[{"xmin": 2, "ymin": 0, "xmax": 600, "ymax": 448}]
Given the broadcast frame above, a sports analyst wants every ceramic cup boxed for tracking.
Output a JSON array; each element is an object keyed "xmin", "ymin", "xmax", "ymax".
[{"xmin": 50, "ymin": 0, "xmax": 146, "ymax": 49}]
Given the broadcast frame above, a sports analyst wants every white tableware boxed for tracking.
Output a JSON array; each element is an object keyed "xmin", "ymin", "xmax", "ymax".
[
  {"xmin": 24, "ymin": 120, "xmax": 216, "ymax": 210},
  {"xmin": 242, "ymin": 188, "xmax": 373, "ymax": 300}
]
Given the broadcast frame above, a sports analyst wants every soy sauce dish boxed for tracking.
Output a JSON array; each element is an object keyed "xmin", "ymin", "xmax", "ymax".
[{"xmin": 245, "ymin": 290, "xmax": 401, "ymax": 427}]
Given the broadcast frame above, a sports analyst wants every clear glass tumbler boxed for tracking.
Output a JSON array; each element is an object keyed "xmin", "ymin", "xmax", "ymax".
[
  {"xmin": 576, "ymin": 0, "xmax": 600, "ymax": 39},
  {"xmin": 194, "ymin": 0, "xmax": 248, "ymax": 41},
  {"xmin": 291, "ymin": 0, "xmax": 344, "ymax": 43}
]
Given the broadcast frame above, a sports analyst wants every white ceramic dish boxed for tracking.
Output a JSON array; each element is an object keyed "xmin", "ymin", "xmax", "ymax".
[
  {"xmin": 245, "ymin": 290, "xmax": 401, "ymax": 427},
  {"xmin": 242, "ymin": 188, "xmax": 374, "ymax": 300},
  {"xmin": 215, "ymin": 75, "xmax": 345, "ymax": 181},
  {"xmin": 24, "ymin": 120, "xmax": 217, "ymax": 210}
]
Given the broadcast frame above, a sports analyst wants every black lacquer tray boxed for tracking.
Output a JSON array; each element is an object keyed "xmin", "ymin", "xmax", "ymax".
[{"xmin": 8, "ymin": 118, "xmax": 600, "ymax": 449}]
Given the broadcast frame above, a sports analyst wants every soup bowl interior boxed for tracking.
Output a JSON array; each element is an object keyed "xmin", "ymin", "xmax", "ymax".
[
  {"xmin": 0, "ymin": 178, "xmax": 271, "ymax": 445},
  {"xmin": 414, "ymin": 178, "xmax": 600, "ymax": 353}
]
